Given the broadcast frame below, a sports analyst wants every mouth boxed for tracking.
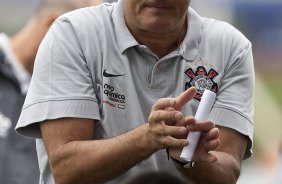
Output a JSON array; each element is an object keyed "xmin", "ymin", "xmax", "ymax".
[
  {"xmin": 143, "ymin": 4, "xmax": 172, "ymax": 13},
  {"xmin": 142, "ymin": 1, "xmax": 173, "ymax": 11}
]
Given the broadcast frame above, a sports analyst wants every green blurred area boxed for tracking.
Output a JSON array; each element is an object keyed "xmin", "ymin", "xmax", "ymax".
[
  {"xmin": 232, "ymin": 2, "xmax": 282, "ymax": 115},
  {"xmin": 264, "ymin": 76, "xmax": 282, "ymax": 109}
]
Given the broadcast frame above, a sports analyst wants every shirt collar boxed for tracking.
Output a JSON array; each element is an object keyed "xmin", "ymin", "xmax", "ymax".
[
  {"xmin": 113, "ymin": 0, "xmax": 139, "ymax": 53},
  {"xmin": 181, "ymin": 8, "xmax": 203, "ymax": 61},
  {"xmin": 113, "ymin": 1, "xmax": 203, "ymax": 60}
]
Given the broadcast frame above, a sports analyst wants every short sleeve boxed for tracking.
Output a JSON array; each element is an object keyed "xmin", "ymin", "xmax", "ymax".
[
  {"xmin": 210, "ymin": 41, "xmax": 255, "ymax": 159},
  {"xmin": 15, "ymin": 18, "xmax": 100, "ymax": 138}
]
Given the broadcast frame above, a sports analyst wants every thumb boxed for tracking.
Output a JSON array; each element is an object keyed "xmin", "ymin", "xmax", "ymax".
[{"xmin": 175, "ymin": 87, "xmax": 197, "ymax": 110}]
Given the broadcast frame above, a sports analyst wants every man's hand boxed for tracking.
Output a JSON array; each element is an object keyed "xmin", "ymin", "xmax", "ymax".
[
  {"xmin": 147, "ymin": 86, "xmax": 220, "ymax": 163},
  {"xmin": 169, "ymin": 120, "xmax": 220, "ymax": 164},
  {"xmin": 147, "ymin": 87, "xmax": 197, "ymax": 150}
]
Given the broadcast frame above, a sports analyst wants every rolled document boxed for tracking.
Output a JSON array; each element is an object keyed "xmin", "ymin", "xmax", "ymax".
[{"xmin": 180, "ymin": 89, "xmax": 216, "ymax": 161}]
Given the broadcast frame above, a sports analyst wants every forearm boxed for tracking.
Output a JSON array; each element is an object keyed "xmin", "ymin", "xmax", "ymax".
[
  {"xmin": 42, "ymin": 89, "xmax": 201, "ymax": 184},
  {"xmin": 179, "ymin": 151, "xmax": 241, "ymax": 184},
  {"xmin": 48, "ymin": 124, "xmax": 156, "ymax": 184}
]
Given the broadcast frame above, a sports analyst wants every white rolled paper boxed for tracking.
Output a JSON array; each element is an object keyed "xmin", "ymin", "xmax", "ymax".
[{"xmin": 180, "ymin": 89, "xmax": 216, "ymax": 161}]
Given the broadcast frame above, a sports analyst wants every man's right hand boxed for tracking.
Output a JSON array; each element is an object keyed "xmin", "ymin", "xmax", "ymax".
[{"xmin": 147, "ymin": 87, "xmax": 197, "ymax": 150}]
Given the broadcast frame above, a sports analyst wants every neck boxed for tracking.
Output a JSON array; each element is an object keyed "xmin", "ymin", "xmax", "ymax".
[
  {"xmin": 10, "ymin": 19, "xmax": 48, "ymax": 75},
  {"xmin": 131, "ymin": 18, "xmax": 187, "ymax": 58}
]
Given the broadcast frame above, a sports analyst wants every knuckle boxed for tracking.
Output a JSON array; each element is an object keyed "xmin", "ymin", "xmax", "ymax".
[
  {"xmin": 148, "ymin": 111, "xmax": 161, "ymax": 123},
  {"xmin": 148, "ymin": 113, "xmax": 154, "ymax": 123},
  {"xmin": 156, "ymin": 98, "xmax": 166, "ymax": 106},
  {"xmin": 209, "ymin": 120, "xmax": 215, "ymax": 127},
  {"xmin": 168, "ymin": 111, "xmax": 173, "ymax": 118},
  {"xmin": 151, "ymin": 103, "xmax": 159, "ymax": 110},
  {"xmin": 160, "ymin": 123, "xmax": 166, "ymax": 135},
  {"xmin": 154, "ymin": 111, "xmax": 162, "ymax": 122}
]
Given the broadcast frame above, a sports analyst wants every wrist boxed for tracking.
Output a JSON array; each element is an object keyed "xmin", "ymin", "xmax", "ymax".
[
  {"xmin": 166, "ymin": 148, "xmax": 196, "ymax": 168},
  {"xmin": 139, "ymin": 124, "xmax": 159, "ymax": 153}
]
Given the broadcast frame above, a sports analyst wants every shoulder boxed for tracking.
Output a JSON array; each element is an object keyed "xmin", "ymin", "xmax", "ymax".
[
  {"xmin": 46, "ymin": 3, "xmax": 116, "ymax": 49},
  {"xmin": 203, "ymin": 17, "xmax": 250, "ymax": 44},
  {"xmin": 65, "ymin": 3, "xmax": 114, "ymax": 19},
  {"xmin": 53, "ymin": 3, "xmax": 116, "ymax": 31},
  {"xmin": 200, "ymin": 17, "xmax": 251, "ymax": 55}
]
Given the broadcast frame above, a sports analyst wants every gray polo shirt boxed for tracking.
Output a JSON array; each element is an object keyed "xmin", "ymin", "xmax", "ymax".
[{"xmin": 16, "ymin": 0, "xmax": 254, "ymax": 183}]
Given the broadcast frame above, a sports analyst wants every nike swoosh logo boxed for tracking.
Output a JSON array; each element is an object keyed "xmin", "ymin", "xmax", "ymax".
[{"xmin": 103, "ymin": 69, "xmax": 124, "ymax": 77}]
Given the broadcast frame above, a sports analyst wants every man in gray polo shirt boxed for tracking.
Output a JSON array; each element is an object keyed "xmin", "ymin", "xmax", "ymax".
[{"xmin": 16, "ymin": 0, "xmax": 254, "ymax": 183}]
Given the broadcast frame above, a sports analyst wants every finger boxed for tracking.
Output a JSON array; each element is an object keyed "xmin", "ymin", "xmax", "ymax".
[
  {"xmin": 165, "ymin": 126, "xmax": 187, "ymax": 137},
  {"xmin": 205, "ymin": 139, "xmax": 220, "ymax": 151},
  {"xmin": 179, "ymin": 116, "xmax": 196, "ymax": 127},
  {"xmin": 174, "ymin": 87, "xmax": 197, "ymax": 109},
  {"xmin": 187, "ymin": 120, "xmax": 215, "ymax": 132},
  {"xmin": 195, "ymin": 151, "xmax": 218, "ymax": 163},
  {"xmin": 152, "ymin": 122, "xmax": 187, "ymax": 137},
  {"xmin": 148, "ymin": 110, "xmax": 183, "ymax": 124},
  {"xmin": 205, "ymin": 128, "xmax": 219, "ymax": 141},
  {"xmin": 165, "ymin": 107, "xmax": 175, "ymax": 111},
  {"xmin": 152, "ymin": 98, "xmax": 175, "ymax": 111},
  {"xmin": 200, "ymin": 153, "xmax": 218, "ymax": 163},
  {"xmin": 161, "ymin": 136, "xmax": 189, "ymax": 148}
]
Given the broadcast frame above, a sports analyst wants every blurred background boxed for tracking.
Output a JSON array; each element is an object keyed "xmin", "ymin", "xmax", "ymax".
[{"xmin": 0, "ymin": 0, "xmax": 281, "ymax": 183}]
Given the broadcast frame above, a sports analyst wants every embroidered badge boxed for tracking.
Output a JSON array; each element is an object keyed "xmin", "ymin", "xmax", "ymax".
[{"xmin": 185, "ymin": 66, "xmax": 218, "ymax": 100}]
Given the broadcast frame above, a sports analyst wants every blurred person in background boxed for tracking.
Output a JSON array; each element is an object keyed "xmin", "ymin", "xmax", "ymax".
[
  {"xmin": 15, "ymin": 0, "xmax": 254, "ymax": 183},
  {"xmin": 0, "ymin": 0, "xmax": 102, "ymax": 184},
  {"xmin": 237, "ymin": 74, "xmax": 282, "ymax": 184},
  {"xmin": 239, "ymin": 76, "xmax": 282, "ymax": 184},
  {"xmin": 274, "ymin": 143, "xmax": 282, "ymax": 184}
]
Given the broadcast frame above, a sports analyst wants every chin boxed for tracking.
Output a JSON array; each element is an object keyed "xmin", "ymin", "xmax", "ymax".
[{"xmin": 144, "ymin": 21, "xmax": 174, "ymax": 32}]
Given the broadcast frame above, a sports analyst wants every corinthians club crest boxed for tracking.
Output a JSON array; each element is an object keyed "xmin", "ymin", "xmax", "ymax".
[{"xmin": 185, "ymin": 66, "xmax": 218, "ymax": 100}]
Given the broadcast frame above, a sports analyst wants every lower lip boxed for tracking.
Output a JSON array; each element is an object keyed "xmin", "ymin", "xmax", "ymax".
[{"xmin": 145, "ymin": 6, "xmax": 170, "ymax": 13}]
